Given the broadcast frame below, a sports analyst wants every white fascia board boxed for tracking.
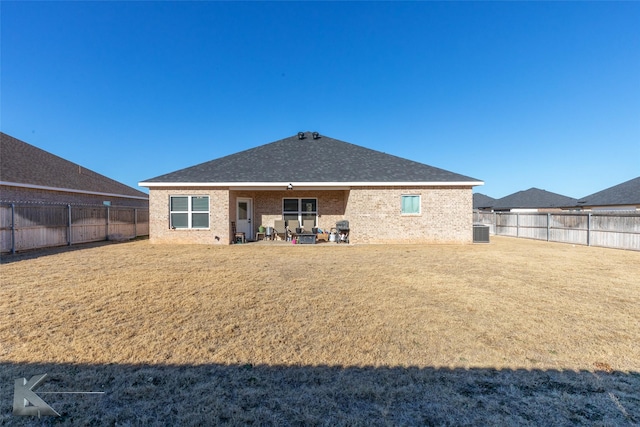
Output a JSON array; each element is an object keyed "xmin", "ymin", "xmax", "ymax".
[
  {"xmin": 591, "ymin": 205, "xmax": 639, "ymax": 211},
  {"xmin": 510, "ymin": 208, "xmax": 540, "ymax": 213},
  {"xmin": 139, "ymin": 180, "xmax": 485, "ymax": 189},
  {"xmin": 1, "ymin": 181, "xmax": 149, "ymax": 200}
]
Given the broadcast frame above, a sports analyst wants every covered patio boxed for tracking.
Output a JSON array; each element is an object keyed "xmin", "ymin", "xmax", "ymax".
[{"xmin": 230, "ymin": 189, "xmax": 348, "ymax": 243}]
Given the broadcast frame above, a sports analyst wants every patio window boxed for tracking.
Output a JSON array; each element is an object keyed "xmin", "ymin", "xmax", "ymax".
[
  {"xmin": 401, "ymin": 195, "xmax": 421, "ymax": 215},
  {"xmin": 283, "ymin": 198, "xmax": 317, "ymax": 226},
  {"xmin": 170, "ymin": 195, "xmax": 209, "ymax": 229}
]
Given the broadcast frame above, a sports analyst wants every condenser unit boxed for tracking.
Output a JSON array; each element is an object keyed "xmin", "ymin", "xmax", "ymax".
[{"xmin": 473, "ymin": 224, "xmax": 490, "ymax": 243}]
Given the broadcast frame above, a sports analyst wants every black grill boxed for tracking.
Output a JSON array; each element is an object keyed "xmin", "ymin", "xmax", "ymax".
[
  {"xmin": 336, "ymin": 220, "xmax": 349, "ymax": 231},
  {"xmin": 335, "ymin": 220, "xmax": 349, "ymax": 243}
]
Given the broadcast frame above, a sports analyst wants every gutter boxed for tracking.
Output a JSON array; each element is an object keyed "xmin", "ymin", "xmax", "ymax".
[{"xmin": 139, "ymin": 181, "xmax": 485, "ymax": 189}]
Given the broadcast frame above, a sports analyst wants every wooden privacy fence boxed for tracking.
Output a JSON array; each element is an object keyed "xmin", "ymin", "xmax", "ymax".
[
  {"xmin": 473, "ymin": 211, "xmax": 640, "ymax": 251},
  {"xmin": 0, "ymin": 203, "xmax": 149, "ymax": 254}
]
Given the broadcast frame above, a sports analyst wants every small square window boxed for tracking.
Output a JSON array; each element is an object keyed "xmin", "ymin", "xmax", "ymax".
[{"xmin": 401, "ymin": 195, "xmax": 421, "ymax": 214}]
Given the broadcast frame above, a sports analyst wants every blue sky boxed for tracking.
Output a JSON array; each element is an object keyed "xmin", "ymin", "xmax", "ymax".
[{"xmin": 2, "ymin": 1, "xmax": 639, "ymax": 199}]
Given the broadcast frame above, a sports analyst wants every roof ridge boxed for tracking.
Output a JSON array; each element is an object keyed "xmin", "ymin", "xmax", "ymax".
[{"xmin": 141, "ymin": 133, "xmax": 482, "ymax": 185}]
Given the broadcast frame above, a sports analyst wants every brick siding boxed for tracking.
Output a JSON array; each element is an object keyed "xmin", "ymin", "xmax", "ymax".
[
  {"xmin": 148, "ymin": 186, "xmax": 473, "ymax": 245},
  {"xmin": 149, "ymin": 188, "xmax": 229, "ymax": 245},
  {"xmin": 345, "ymin": 187, "xmax": 473, "ymax": 244}
]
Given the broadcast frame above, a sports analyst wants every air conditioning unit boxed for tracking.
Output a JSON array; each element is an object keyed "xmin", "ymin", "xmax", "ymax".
[{"xmin": 473, "ymin": 224, "xmax": 490, "ymax": 243}]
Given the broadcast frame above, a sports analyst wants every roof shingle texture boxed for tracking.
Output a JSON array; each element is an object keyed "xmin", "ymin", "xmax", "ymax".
[
  {"xmin": 0, "ymin": 132, "xmax": 148, "ymax": 198},
  {"xmin": 492, "ymin": 188, "xmax": 577, "ymax": 210},
  {"xmin": 578, "ymin": 176, "xmax": 640, "ymax": 206},
  {"xmin": 143, "ymin": 132, "xmax": 480, "ymax": 184},
  {"xmin": 473, "ymin": 193, "xmax": 496, "ymax": 209}
]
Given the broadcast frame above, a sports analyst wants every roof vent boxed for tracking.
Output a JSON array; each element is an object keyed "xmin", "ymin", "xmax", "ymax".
[
  {"xmin": 312, "ymin": 132, "xmax": 320, "ymax": 139},
  {"xmin": 297, "ymin": 132, "xmax": 305, "ymax": 140}
]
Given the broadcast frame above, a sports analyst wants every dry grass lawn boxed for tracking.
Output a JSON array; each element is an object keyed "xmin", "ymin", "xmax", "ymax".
[{"xmin": 1, "ymin": 236, "xmax": 638, "ymax": 425}]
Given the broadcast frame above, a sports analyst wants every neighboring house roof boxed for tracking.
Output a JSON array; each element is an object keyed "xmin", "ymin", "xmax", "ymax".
[
  {"xmin": 577, "ymin": 176, "xmax": 640, "ymax": 207},
  {"xmin": 0, "ymin": 132, "xmax": 148, "ymax": 200},
  {"xmin": 140, "ymin": 132, "xmax": 483, "ymax": 187},
  {"xmin": 473, "ymin": 193, "xmax": 496, "ymax": 209},
  {"xmin": 492, "ymin": 188, "xmax": 577, "ymax": 210}
]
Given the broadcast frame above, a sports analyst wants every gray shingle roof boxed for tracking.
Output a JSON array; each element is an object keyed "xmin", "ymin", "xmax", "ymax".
[
  {"xmin": 142, "ymin": 132, "xmax": 481, "ymax": 184},
  {"xmin": 473, "ymin": 193, "xmax": 496, "ymax": 209},
  {"xmin": 0, "ymin": 132, "xmax": 148, "ymax": 199},
  {"xmin": 492, "ymin": 188, "xmax": 577, "ymax": 210},
  {"xmin": 577, "ymin": 176, "xmax": 640, "ymax": 207}
]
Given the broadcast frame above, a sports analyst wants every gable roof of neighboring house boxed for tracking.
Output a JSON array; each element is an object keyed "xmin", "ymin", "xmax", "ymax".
[
  {"xmin": 473, "ymin": 193, "xmax": 496, "ymax": 209},
  {"xmin": 577, "ymin": 176, "xmax": 640, "ymax": 207},
  {"xmin": 140, "ymin": 132, "xmax": 483, "ymax": 188},
  {"xmin": 0, "ymin": 132, "xmax": 148, "ymax": 200},
  {"xmin": 492, "ymin": 188, "xmax": 577, "ymax": 210}
]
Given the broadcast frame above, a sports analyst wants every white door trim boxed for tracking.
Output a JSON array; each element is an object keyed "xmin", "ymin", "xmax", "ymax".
[{"xmin": 237, "ymin": 198, "xmax": 253, "ymax": 240}]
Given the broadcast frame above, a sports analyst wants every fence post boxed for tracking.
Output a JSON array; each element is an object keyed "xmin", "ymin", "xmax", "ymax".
[
  {"xmin": 494, "ymin": 212, "xmax": 497, "ymax": 235},
  {"xmin": 516, "ymin": 213, "xmax": 520, "ymax": 238},
  {"xmin": 547, "ymin": 213, "xmax": 550, "ymax": 241},
  {"xmin": 106, "ymin": 206, "xmax": 110, "ymax": 241},
  {"xmin": 67, "ymin": 204, "xmax": 72, "ymax": 246},
  {"xmin": 134, "ymin": 208, "xmax": 138, "ymax": 237},
  {"xmin": 10, "ymin": 203, "xmax": 16, "ymax": 254},
  {"xmin": 587, "ymin": 213, "xmax": 591, "ymax": 246}
]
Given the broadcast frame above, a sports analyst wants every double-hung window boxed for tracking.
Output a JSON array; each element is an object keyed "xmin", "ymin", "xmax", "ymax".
[
  {"xmin": 283, "ymin": 198, "xmax": 317, "ymax": 226},
  {"xmin": 170, "ymin": 196, "xmax": 210, "ymax": 229},
  {"xmin": 401, "ymin": 195, "xmax": 421, "ymax": 215}
]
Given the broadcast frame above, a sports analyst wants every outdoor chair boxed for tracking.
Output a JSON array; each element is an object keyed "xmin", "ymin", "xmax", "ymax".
[
  {"xmin": 273, "ymin": 220, "xmax": 287, "ymax": 241},
  {"xmin": 302, "ymin": 219, "xmax": 315, "ymax": 233},
  {"xmin": 287, "ymin": 219, "xmax": 300, "ymax": 240},
  {"xmin": 231, "ymin": 221, "xmax": 245, "ymax": 244}
]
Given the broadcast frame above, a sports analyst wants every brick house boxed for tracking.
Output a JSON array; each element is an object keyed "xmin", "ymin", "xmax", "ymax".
[
  {"xmin": 139, "ymin": 132, "xmax": 483, "ymax": 244},
  {"xmin": 1, "ymin": 132, "xmax": 148, "ymax": 208},
  {"xmin": 577, "ymin": 176, "xmax": 640, "ymax": 211}
]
